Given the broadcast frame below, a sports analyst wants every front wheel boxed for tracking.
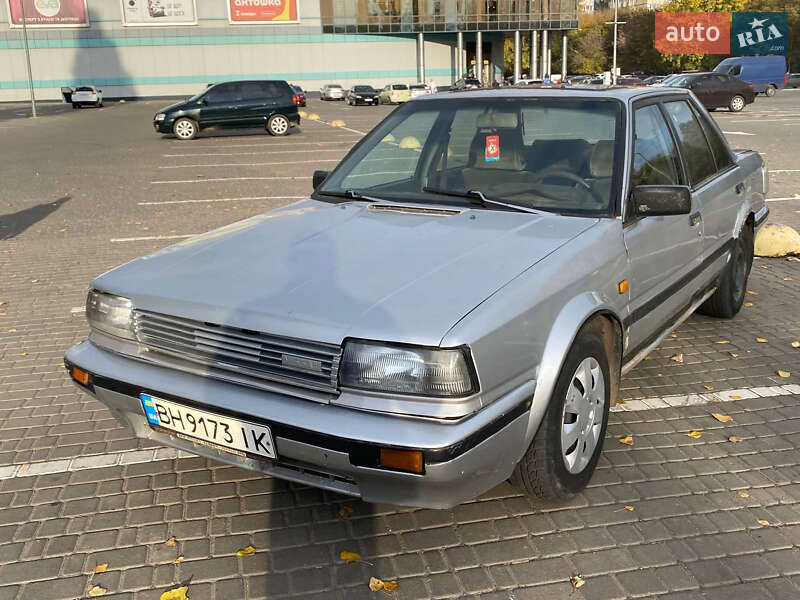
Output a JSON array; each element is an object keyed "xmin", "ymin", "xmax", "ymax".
[
  {"xmin": 511, "ymin": 325, "xmax": 611, "ymax": 501},
  {"xmin": 267, "ymin": 114, "xmax": 289, "ymax": 136},
  {"xmin": 698, "ymin": 224, "xmax": 753, "ymax": 318},
  {"xmin": 765, "ymin": 85, "xmax": 777, "ymax": 97},
  {"xmin": 729, "ymin": 95, "xmax": 746, "ymax": 112},
  {"xmin": 173, "ymin": 117, "xmax": 197, "ymax": 140}
]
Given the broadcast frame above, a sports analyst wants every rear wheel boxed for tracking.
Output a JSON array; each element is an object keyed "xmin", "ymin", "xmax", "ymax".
[
  {"xmin": 511, "ymin": 325, "xmax": 611, "ymax": 501},
  {"xmin": 699, "ymin": 224, "xmax": 753, "ymax": 318},
  {"xmin": 267, "ymin": 114, "xmax": 289, "ymax": 136},
  {"xmin": 765, "ymin": 84, "xmax": 777, "ymax": 97},
  {"xmin": 729, "ymin": 95, "xmax": 746, "ymax": 112},
  {"xmin": 173, "ymin": 117, "xmax": 197, "ymax": 140}
]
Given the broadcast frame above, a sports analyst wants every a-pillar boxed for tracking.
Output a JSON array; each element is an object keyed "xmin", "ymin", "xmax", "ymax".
[
  {"xmin": 476, "ymin": 30, "xmax": 483, "ymax": 82},
  {"xmin": 530, "ymin": 31, "xmax": 538, "ymax": 79},
  {"xmin": 417, "ymin": 32, "xmax": 426, "ymax": 83},
  {"xmin": 513, "ymin": 30, "xmax": 521, "ymax": 83}
]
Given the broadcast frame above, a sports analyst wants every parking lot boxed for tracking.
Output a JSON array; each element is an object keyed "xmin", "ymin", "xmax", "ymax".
[{"xmin": 1, "ymin": 90, "xmax": 800, "ymax": 600}]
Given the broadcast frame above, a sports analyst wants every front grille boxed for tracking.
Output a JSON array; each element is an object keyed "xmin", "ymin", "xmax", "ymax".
[{"xmin": 133, "ymin": 310, "xmax": 341, "ymax": 393}]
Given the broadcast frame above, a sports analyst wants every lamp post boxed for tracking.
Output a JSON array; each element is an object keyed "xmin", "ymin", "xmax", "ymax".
[
  {"xmin": 18, "ymin": 0, "xmax": 37, "ymax": 117},
  {"xmin": 605, "ymin": 0, "xmax": 626, "ymax": 85}
]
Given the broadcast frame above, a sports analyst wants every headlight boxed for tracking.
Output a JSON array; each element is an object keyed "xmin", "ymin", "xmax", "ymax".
[
  {"xmin": 355, "ymin": 95, "xmax": 362, "ymax": 99},
  {"xmin": 339, "ymin": 340, "xmax": 477, "ymax": 397},
  {"xmin": 155, "ymin": 113, "xmax": 166, "ymax": 121},
  {"xmin": 86, "ymin": 290, "xmax": 134, "ymax": 340}
]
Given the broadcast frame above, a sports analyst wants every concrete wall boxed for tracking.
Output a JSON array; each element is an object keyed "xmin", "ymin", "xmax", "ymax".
[{"xmin": 0, "ymin": 0, "xmax": 458, "ymax": 101}]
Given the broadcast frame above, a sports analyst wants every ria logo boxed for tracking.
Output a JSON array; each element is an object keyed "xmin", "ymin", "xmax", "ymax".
[{"xmin": 731, "ymin": 12, "xmax": 787, "ymax": 55}]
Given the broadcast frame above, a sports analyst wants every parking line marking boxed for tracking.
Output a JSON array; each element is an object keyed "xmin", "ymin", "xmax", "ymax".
[
  {"xmin": 151, "ymin": 176, "xmax": 312, "ymax": 184},
  {"xmin": 766, "ymin": 196, "xmax": 799, "ymax": 202},
  {"xmin": 110, "ymin": 234, "xmax": 196, "ymax": 242},
  {"xmin": 612, "ymin": 384, "xmax": 800, "ymax": 412},
  {"xmin": 769, "ymin": 169, "xmax": 800, "ymax": 173},
  {"xmin": 164, "ymin": 141, "xmax": 356, "ymax": 153},
  {"xmin": 138, "ymin": 195, "xmax": 306, "ymax": 206},
  {"xmin": 306, "ymin": 118, "xmax": 367, "ymax": 136},
  {"xmin": 163, "ymin": 148, "xmax": 348, "ymax": 158},
  {"xmin": 159, "ymin": 159, "xmax": 340, "ymax": 169}
]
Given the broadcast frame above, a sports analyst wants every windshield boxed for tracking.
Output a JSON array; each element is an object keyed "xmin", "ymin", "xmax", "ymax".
[
  {"xmin": 664, "ymin": 75, "xmax": 694, "ymax": 87},
  {"xmin": 354, "ymin": 86, "xmax": 374, "ymax": 92},
  {"xmin": 318, "ymin": 98, "xmax": 622, "ymax": 216},
  {"xmin": 392, "ymin": 84, "xmax": 409, "ymax": 90}
]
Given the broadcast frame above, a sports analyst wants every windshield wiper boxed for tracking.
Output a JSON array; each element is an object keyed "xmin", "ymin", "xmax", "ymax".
[
  {"xmin": 423, "ymin": 187, "xmax": 541, "ymax": 214},
  {"xmin": 318, "ymin": 189, "xmax": 381, "ymax": 203}
]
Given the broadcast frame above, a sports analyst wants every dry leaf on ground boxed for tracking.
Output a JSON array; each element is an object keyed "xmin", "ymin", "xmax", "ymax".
[
  {"xmin": 744, "ymin": 301, "xmax": 754, "ymax": 307},
  {"xmin": 383, "ymin": 581, "xmax": 399, "ymax": 591},
  {"xmin": 88, "ymin": 586, "xmax": 107, "ymax": 597},
  {"xmin": 730, "ymin": 352, "xmax": 739, "ymax": 358},
  {"xmin": 164, "ymin": 536, "xmax": 177, "ymax": 547},
  {"xmin": 340, "ymin": 550, "xmax": 361, "ymax": 563},
  {"xmin": 174, "ymin": 556, "xmax": 184, "ymax": 564},
  {"xmin": 739, "ymin": 491, "xmax": 749, "ymax": 498},
  {"xmin": 758, "ymin": 519, "xmax": 770, "ymax": 526},
  {"xmin": 712, "ymin": 413, "xmax": 733, "ymax": 423},
  {"xmin": 730, "ymin": 395, "xmax": 742, "ymax": 400},
  {"xmin": 570, "ymin": 575, "xmax": 586, "ymax": 589},
  {"xmin": 792, "ymin": 342, "xmax": 800, "ymax": 348},
  {"xmin": 703, "ymin": 385, "xmax": 715, "ymax": 391},
  {"xmin": 619, "ymin": 435, "xmax": 634, "ymax": 446},
  {"xmin": 777, "ymin": 370, "xmax": 791, "ymax": 378},
  {"xmin": 746, "ymin": 290, "xmax": 759, "ymax": 296},
  {"xmin": 687, "ymin": 431, "xmax": 702, "ymax": 439},
  {"xmin": 368, "ymin": 577, "xmax": 398, "ymax": 592},
  {"xmin": 714, "ymin": 340, "xmax": 731, "ymax": 344},
  {"xmin": 756, "ymin": 337, "xmax": 768, "ymax": 343},
  {"xmin": 784, "ymin": 277, "xmax": 793, "ymax": 281},
  {"xmin": 729, "ymin": 436, "xmax": 743, "ymax": 443},
  {"xmin": 160, "ymin": 586, "xmax": 189, "ymax": 600},
  {"xmin": 92, "ymin": 563, "xmax": 108, "ymax": 574},
  {"xmin": 236, "ymin": 545, "xmax": 256, "ymax": 557},
  {"xmin": 669, "ymin": 332, "xmax": 678, "ymax": 338},
  {"xmin": 624, "ymin": 505, "xmax": 635, "ymax": 511},
  {"xmin": 670, "ymin": 353, "xmax": 684, "ymax": 363},
  {"xmin": 339, "ymin": 505, "xmax": 354, "ymax": 518}
]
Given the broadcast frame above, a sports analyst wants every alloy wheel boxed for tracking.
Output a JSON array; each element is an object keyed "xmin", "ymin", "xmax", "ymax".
[
  {"xmin": 730, "ymin": 96, "xmax": 745, "ymax": 111},
  {"xmin": 270, "ymin": 116, "xmax": 289, "ymax": 135},
  {"xmin": 175, "ymin": 120, "xmax": 195, "ymax": 139}
]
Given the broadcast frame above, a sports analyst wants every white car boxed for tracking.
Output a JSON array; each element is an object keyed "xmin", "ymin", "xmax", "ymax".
[
  {"xmin": 320, "ymin": 84, "xmax": 344, "ymax": 100},
  {"xmin": 409, "ymin": 83, "xmax": 430, "ymax": 98},
  {"xmin": 71, "ymin": 86, "xmax": 103, "ymax": 109}
]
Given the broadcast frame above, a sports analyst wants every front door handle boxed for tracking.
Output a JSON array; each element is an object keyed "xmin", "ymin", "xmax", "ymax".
[{"xmin": 689, "ymin": 211, "xmax": 702, "ymax": 227}]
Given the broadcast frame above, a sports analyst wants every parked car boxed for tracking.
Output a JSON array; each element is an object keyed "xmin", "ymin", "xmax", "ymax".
[
  {"xmin": 378, "ymin": 83, "xmax": 411, "ymax": 104},
  {"xmin": 68, "ymin": 87, "xmax": 767, "ymax": 509},
  {"xmin": 409, "ymin": 83, "xmax": 431, "ymax": 98},
  {"xmin": 291, "ymin": 85, "xmax": 307, "ymax": 107},
  {"xmin": 714, "ymin": 55, "xmax": 787, "ymax": 97},
  {"xmin": 320, "ymin": 83, "xmax": 345, "ymax": 101},
  {"xmin": 71, "ymin": 86, "xmax": 103, "ymax": 109},
  {"xmin": 152, "ymin": 80, "xmax": 300, "ymax": 140},
  {"xmin": 788, "ymin": 73, "xmax": 800, "ymax": 89},
  {"xmin": 346, "ymin": 85, "xmax": 379, "ymax": 105},
  {"xmin": 643, "ymin": 75, "xmax": 668, "ymax": 86},
  {"xmin": 451, "ymin": 77, "xmax": 482, "ymax": 90},
  {"xmin": 566, "ymin": 75, "xmax": 591, "ymax": 85},
  {"xmin": 617, "ymin": 76, "xmax": 646, "ymax": 87},
  {"xmin": 664, "ymin": 72, "xmax": 756, "ymax": 112}
]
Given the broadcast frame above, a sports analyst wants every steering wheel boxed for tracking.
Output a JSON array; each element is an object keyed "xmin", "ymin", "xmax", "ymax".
[{"xmin": 530, "ymin": 170, "xmax": 591, "ymax": 190}]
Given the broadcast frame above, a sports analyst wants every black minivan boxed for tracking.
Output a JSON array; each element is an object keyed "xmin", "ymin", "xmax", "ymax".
[{"xmin": 154, "ymin": 80, "xmax": 300, "ymax": 140}]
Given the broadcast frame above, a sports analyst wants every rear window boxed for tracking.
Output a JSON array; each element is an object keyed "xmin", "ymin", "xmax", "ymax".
[
  {"xmin": 76, "ymin": 87, "xmax": 94, "ymax": 92},
  {"xmin": 410, "ymin": 84, "xmax": 427, "ymax": 89},
  {"xmin": 392, "ymin": 84, "xmax": 409, "ymax": 90},
  {"xmin": 327, "ymin": 84, "xmax": 342, "ymax": 89}
]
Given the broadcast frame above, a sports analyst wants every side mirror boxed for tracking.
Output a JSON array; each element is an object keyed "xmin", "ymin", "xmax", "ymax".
[
  {"xmin": 312, "ymin": 170, "xmax": 330, "ymax": 189},
  {"xmin": 197, "ymin": 98, "xmax": 207, "ymax": 106},
  {"xmin": 631, "ymin": 185, "xmax": 691, "ymax": 217}
]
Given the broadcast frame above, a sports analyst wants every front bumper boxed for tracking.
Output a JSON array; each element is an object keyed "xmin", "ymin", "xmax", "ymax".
[
  {"xmin": 65, "ymin": 340, "xmax": 533, "ymax": 508},
  {"xmin": 154, "ymin": 119, "xmax": 173, "ymax": 133}
]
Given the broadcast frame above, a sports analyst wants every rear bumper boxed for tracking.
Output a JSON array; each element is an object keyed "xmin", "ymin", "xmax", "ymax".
[{"xmin": 65, "ymin": 340, "xmax": 533, "ymax": 508}]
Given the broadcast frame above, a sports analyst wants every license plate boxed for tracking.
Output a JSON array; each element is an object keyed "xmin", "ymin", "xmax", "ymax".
[{"xmin": 140, "ymin": 394, "xmax": 276, "ymax": 459}]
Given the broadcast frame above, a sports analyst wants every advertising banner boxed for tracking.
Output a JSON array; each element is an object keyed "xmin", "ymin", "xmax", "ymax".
[
  {"xmin": 731, "ymin": 12, "xmax": 787, "ymax": 55},
  {"xmin": 120, "ymin": 0, "xmax": 197, "ymax": 26},
  {"xmin": 655, "ymin": 12, "xmax": 731, "ymax": 55},
  {"xmin": 228, "ymin": 0, "xmax": 299, "ymax": 24},
  {"xmin": 7, "ymin": 0, "xmax": 89, "ymax": 28}
]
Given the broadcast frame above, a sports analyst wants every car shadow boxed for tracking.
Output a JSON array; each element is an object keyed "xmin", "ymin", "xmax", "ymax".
[{"xmin": 0, "ymin": 196, "xmax": 70, "ymax": 241}]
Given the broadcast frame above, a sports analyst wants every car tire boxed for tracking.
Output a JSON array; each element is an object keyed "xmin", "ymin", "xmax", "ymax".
[
  {"xmin": 698, "ymin": 223, "xmax": 753, "ymax": 319},
  {"xmin": 510, "ymin": 323, "xmax": 611, "ymax": 501},
  {"xmin": 173, "ymin": 117, "xmax": 198, "ymax": 140},
  {"xmin": 267, "ymin": 114, "xmax": 290, "ymax": 136},
  {"xmin": 97, "ymin": 102, "xmax": 103, "ymax": 108},
  {"xmin": 765, "ymin": 84, "xmax": 777, "ymax": 97},
  {"xmin": 71, "ymin": 103, "xmax": 78, "ymax": 109},
  {"xmin": 729, "ymin": 95, "xmax": 746, "ymax": 112}
]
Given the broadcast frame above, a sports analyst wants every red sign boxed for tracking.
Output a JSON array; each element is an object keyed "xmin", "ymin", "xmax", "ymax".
[
  {"xmin": 7, "ymin": 0, "xmax": 88, "ymax": 27},
  {"xmin": 655, "ymin": 12, "xmax": 731, "ymax": 55},
  {"xmin": 485, "ymin": 135, "xmax": 499, "ymax": 162},
  {"xmin": 228, "ymin": 0, "xmax": 298, "ymax": 23}
]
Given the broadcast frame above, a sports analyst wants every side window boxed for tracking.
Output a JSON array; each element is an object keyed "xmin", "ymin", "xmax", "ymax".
[
  {"xmin": 695, "ymin": 107, "xmax": 734, "ymax": 171},
  {"xmin": 663, "ymin": 100, "xmax": 717, "ymax": 186},
  {"xmin": 260, "ymin": 82, "xmax": 283, "ymax": 98},
  {"xmin": 730, "ymin": 65, "xmax": 742, "ymax": 76},
  {"xmin": 205, "ymin": 83, "xmax": 239, "ymax": 104},
  {"xmin": 631, "ymin": 104, "xmax": 684, "ymax": 188},
  {"xmin": 240, "ymin": 83, "xmax": 264, "ymax": 100}
]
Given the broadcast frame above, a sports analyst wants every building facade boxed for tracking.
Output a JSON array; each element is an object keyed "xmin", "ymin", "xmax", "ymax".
[{"xmin": 0, "ymin": 0, "xmax": 577, "ymax": 102}]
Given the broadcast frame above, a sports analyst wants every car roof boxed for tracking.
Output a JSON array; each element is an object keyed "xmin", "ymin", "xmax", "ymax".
[{"xmin": 419, "ymin": 86, "xmax": 693, "ymax": 103}]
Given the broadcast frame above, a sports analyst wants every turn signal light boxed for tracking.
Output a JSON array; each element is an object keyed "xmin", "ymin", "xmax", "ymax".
[
  {"xmin": 379, "ymin": 448, "xmax": 424, "ymax": 474},
  {"xmin": 71, "ymin": 366, "xmax": 91, "ymax": 386},
  {"xmin": 618, "ymin": 279, "xmax": 629, "ymax": 294}
]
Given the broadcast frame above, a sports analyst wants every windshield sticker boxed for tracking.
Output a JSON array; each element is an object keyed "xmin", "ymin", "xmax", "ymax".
[{"xmin": 485, "ymin": 135, "xmax": 499, "ymax": 162}]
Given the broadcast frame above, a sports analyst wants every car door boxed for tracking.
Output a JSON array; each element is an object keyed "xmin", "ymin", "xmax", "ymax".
[
  {"xmin": 662, "ymin": 98, "xmax": 739, "ymax": 269},
  {"xmin": 198, "ymin": 83, "xmax": 241, "ymax": 127},
  {"xmin": 688, "ymin": 75, "xmax": 714, "ymax": 107},
  {"xmin": 235, "ymin": 82, "xmax": 272, "ymax": 126},
  {"xmin": 623, "ymin": 100, "xmax": 703, "ymax": 353}
]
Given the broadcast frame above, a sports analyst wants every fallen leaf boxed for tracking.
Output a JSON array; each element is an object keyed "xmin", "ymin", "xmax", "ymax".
[
  {"xmin": 236, "ymin": 545, "xmax": 256, "ymax": 556},
  {"xmin": 160, "ymin": 586, "xmax": 189, "ymax": 600},
  {"xmin": 703, "ymin": 385, "xmax": 715, "ymax": 391},
  {"xmin": 729, "ymin": 436, "xmax": 743, "ymax": 443},
  {"xmin": 624, "ymin": 505, "xmax": 635, "ymax": 511},
  {"xmin": 174, "ymin": 555, "xmax": 184, "ymax": 564},
  {"xmin": 7, "ymin": 328, "xmax": 16, "ymax": 333},
  {"xmin": 714, "ymin": 340, "xmax": 731, "ymax": 344},
  {"xmin": 784, "ymin": 277, "xmax": 794, "ymax": 281},
  {"xmin": 92, "ymin": 563, "xmax": 108, "ymax": 574},
  {"xmin": 88, "ymin": 586, "xmax": 107, "ymax": 597},
  {"xmin": 712, "ymin": 413, "xmax": 733, "ymax": 423},
  {"xmin": 570, "ymin": 575, "xmax": 586, "ymax": 589},
  {"xmin": 339, "ymin": 505, "xmax": 354, "ymax": 518},
  {"xmin": 163, "ymin": 536, "xmax": 177, "ymax": 547},
  {"xmin": 792, "ymin": 341, "xmax": 800, "ymax": 348},
  {"xmin": 619, "ymin": 435, "xmax": 634, "ymax": 446},
  {"xmin": 746, "ymin": 290, "xmax": 759, "ymax": 296},
  {"xmin": 669, "ymin": 332, "xmax": 678, "ymax": 338},
  {"xmin": 756, "ymin": 337, "xmax": 768, "ymax": 343},
  {"xmin": 730, "ymin": 352, "xmax": 739, "ymax": 358},
  {"xmin": 777, "ymin": 370, "xmax": 791, "ymax": 378},
  {"xmin": 744, "ymin": 301, "xmax": 754, "ymax": 307},
  {"xmin": 687, "ymin": 431, "xmax": 702, "ymax": 439},
  {"xmin": 739, "ymin": 491, "xmax": 749, "ymax": 497},
  {"xmin": 20, "ymin": 352, "xmax": 27, "ymax": 357},
  {"xmin": 758, "ymin": 519, "xmax": 770, "ymax": 527},
  {"xmin": 670, "ymin": 353, "xmax": 684, "ymax": 363},
  {"xmin": 369, "ymin": 577, "xmax": 385, "ymax": 592},
  {"xmin": 340, "ymin": 550, "xmax": 361, "ymax": 563},
  {"xmin": 383, "ymin": 580, "xmax": 399, "ymax": 591},
  {"xmin": 730, "ymin": 395, "xmax": 742, "ymax": 400}
]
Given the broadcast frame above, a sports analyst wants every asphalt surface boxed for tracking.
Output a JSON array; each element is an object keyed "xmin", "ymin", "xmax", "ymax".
[{"xmin": 1, "ymin": 90, "xmax": 800, "ymax": 599}]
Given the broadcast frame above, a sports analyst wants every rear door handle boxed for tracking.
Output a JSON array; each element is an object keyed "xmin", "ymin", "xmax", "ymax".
[
  {"xmin": 735, "ymin": 182, "xmax": 745, "ymax": 194},
  {"xmin": 689, "ymin": 211, "xmax": 702, "ymax": 227}
]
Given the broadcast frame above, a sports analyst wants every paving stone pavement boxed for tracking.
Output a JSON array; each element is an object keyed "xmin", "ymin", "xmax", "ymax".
[{"xmin": 1, "ymin": 94, "xmax": 800, "ymax": 598}]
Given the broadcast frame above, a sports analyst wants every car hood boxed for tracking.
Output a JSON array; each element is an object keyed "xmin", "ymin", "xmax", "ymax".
[
  {"xmin": 159, "ymin": 100, "xmax": 189, "ymax": 114},
  {"xmin": 95, "ymin": 200, "xmax": 597, "ymax": 346}
]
